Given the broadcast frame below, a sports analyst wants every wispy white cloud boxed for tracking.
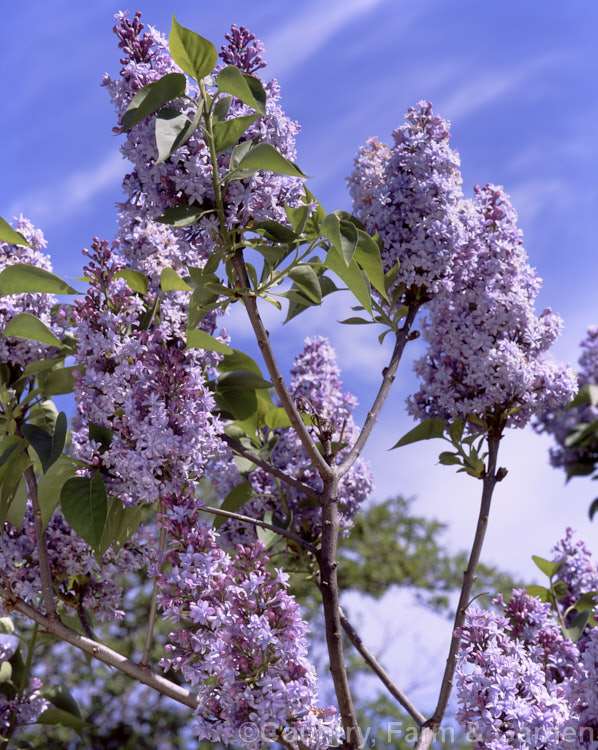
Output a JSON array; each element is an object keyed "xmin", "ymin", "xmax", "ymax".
[
  {"xmin": 8, "ymin": 151, "xmax": 124, "ymax": 226},
  {"xmin": 266, "ymin": 0, "xmax": 388, "ymax": 76},
  {"xmin": 438, "ymin": 52, "xmax": 563, "ymax": 123}
]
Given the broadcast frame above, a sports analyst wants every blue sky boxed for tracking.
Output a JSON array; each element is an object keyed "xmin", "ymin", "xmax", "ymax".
[{"xmin": 2, "ymin": 0, "xmax": 598, "ymax": 707}]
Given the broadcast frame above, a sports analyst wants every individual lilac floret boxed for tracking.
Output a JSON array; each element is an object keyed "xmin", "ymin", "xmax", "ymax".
[
  {"xmin": 0, "ymin": 216, "xmax": 60, "ymax": 368},
  {"xmin": 210, "ymin": 337, "xmax": 374, "ymax": 546},
  {"xmin": 535, "ymin": 326, "xmax": 598, "ymax": 476},
  {"xmin": 155, "ymin": 491, "xmax": 341, "ymax": 748},
  {"xmin": 348, "ymin": 101, "xmax": 464, "ymax": 298},
  {"xmin": 456, "ymin": 590, "xmax": 582, "ymax": 749},
  {"xmin": 70, "ymin": 238, "xmax": 221, "ymax": 504},
  {"xmin": 409, "ymin": 184, "xmax": 576, "ymax": 430},
  {"xmin": 103, "ymin": 13, "xmax": 304, "ymax": 268}
]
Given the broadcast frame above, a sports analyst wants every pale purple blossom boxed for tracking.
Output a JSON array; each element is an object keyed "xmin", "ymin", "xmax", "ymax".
[
  {"xmin": 348, "ymin": 101, "xmax": 464, "ymax": 298},
  {"xmin": 155, "ymin": 490, "xmax": 341, "ymax": 747},
  {"xmin": 409, "ymin": 185, "xmax": 576, "ymax": 429}
]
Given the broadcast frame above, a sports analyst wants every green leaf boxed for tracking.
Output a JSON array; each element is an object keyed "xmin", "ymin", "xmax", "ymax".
[
  {"xmin": 41, "ymin": 366, "xmax": 80, "ymax": 396},
  {"xmin": 213, "ymin": 113, "xmax": 259, "ymax": 155},
  {"xmin": 531, "ymin": 555, "xmax": 563, "ymax": 579},
  {"xmin": 98, "ymin": 497, "xmax": 143, "ymax": 557},
  {"xmin": 41, "ymin": 685, "xmax": 82, "ymax": 719},
  {"xmin": 160, "ymin": 267, "xmax": 193, "ymax": 292},
  {"xmin": 213, "ymin": 94, "xmax": 233, "ymax": 121},
  {"xmin": 526, "ymin": 584, "xmax": 550, "ymax": 603},
  {"xmin": 324, "ymin": 245, "xmax": 372, "ymax": 314},
  {"xmin": 5, "ymin": 476, "xmax": 26, "ymax": 529},
  {"xmin": 565, "ymin": 609, "xmax": 590, "ymax": 642},
  {"xmin": 154, "ymin": 108, "xmax": 192, "ymax": 163},
  {"xmin": 0, "ymin": 447, "xmax": 31, "ymax": 526},
  {"xmin": 0, "ymin": 662, "xmax": 12, "ymax": 684},
  {"xmin": 0, "ymin": 618, "xmax": 14, "ymax": 635},
  {"xmin": 121, "ymin": 72, "xmax": 187, "ymax": 132},
  {"xmin": 187, "ymin": 286, "xmax": 221, "ymax": 328},
  {"xmin": 354, "ymin": 229, "xmax": 387, "ymax": 300},
  {"xmin": 285, "ymin": 203, "xmax": 310, "ymax": 234},
  {"xmin": 338, "ymin": 317, "xmax": 373, "ymax": 325},
  {"xmin": 589, "ymin": 498, "xmax": 598, "ymax": 521},
  {"xmin": 0, "ymin": 216, "xmax": 30, "ymax": 247},
  {"xmin": 568, "ymin": 383, "xmax": 598, "ymax": 409},
  {"xmin": 37, "ymin": 707, "xmax": 92, "ymax": 737},
  {"xmin": 114, "ymin": 269, "xmax": 149, "ymax": 296},
  {"xmin": 449, "ymin": 419, "xmax": 465, "ymax": 445},
  {"xmin": 214, "ymin": 480, "xmax": 253, "ymax": 529},
  {"xmin": 287, "ymin": 265, "xmax": 321, "ymax": 305},
  {"xmin": 218, "ymin": 350, "xmax": 262, "ymax": 376},
  {"xmin": 185, "ymin": 329, "xmax": 233, "ymax": 354},
  {"xmin": 0, "ymin": 264, "xmax": 78, "ymax": 296},
  {"xmin": 21, "ymin": 423, "xmax": 52, "ymax": 469},
  {"xmin": 264, "ymin": 408, "xmax": 310, "ymax": 429},
  {"xmin": 88, "ymin": 423, "xmax": 113, "ymax": 453},
  {"xmin": 169, "ymin": 15, "xmax": 217, "ymax": 81},
  {"xmin": 215, "ymin": 387, "xmax": 257, "ymax": 421},
  {"xmin": 218, "ymin": 370, "xmax": 272, "ymax": 390},
  {"xmin": 154, "ymin": 202, "xmax": 208, "ymax": 227},
  {"xmin": 232, "ymin": 142, "xmax": 306, "ymax": 179},
  {"xmin": 391, "ymin": 418, "xmax": 446, "ymax": 449},
  {"xmin": 438, "ymin": 451, "xmax": 461, "ymax": 466},
  {"xmin": 572, "ymin": 591, "xmax": 598, "ymax": 611},
  {"xmin": 253, "ymin": 220, "xmax": 297, "ymax": 244},
  {"xmin": 37, "ymin": 457, "xmax": 76, "ymax": 530},
  {"xmin": 60, "ymin": 473, "xmax": 108, "ymax": 551},
  {"xmin": 217, "ymin": 65, "xmax": 266, "ymax": 115},
  {"xmin": 321, "ymin": 214, "xmax": 356, "ymax": 266},
  {"xmin": 552, "ymin": 579, "xmax": 568, "ymax": 599},
  {"xmin": 2, "ymin": 313, "xmax": 62, "ymax": 348},
  {"xmin": 256, "ymin": 511, "xmax": 279, "ymax": 548}
]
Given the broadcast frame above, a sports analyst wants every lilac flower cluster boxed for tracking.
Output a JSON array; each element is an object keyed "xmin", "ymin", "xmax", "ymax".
[
  {"xmin": 211, "ymin": 337, "xmax": 374, "ymax": 546},
  {"xmin": 551, "ymin": 527, "xmax": 598, "ymax": 613},
  {"xmin": 0, "ymin": 216, "xmax": 60, "ymax": 368},
  {"xmin": 70, "ymin": 238, "xmax": 221, "ymax": 504},
  {"xmin": 456, "ymin": 530, "xmax": 598, "ymax": 748},
  {"xmin": 155, "ymin": 490, "xmax": 341, "ymax": 747},
  {"xmin": 348, "ymin": 101, "xmax": 464, "ymax": 298},
  {"xmin": 103, "ymin": 12, "xmax": 303, "ymax": 267},
  {"xmin": 0, "ymin": 505, "xmax": 144, "ymax": 621},
  {"xmin": 536, "ymin": 326, "xmax": 598, "ymax": 475},
  {"xmin": 409, "ymin": 184, "xmax": 576, "ymax": 429}
]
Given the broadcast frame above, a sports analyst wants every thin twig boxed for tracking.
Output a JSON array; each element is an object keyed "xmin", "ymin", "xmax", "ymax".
[
  {"xmin": 414, "ymin": 430, "xmax": 502, "ymax": 750},
  {"xmin": 201, "ymin": 505, "xmax": 319, "ymax": 557},
  {"xmin": 141, "ymin": 523, "xmax": 166, "ymax": 666},
  {"xmin": 318, "ymin": 472, "xmax": 362, "ymax": 750},
  {"xmin": 0, "ymin": 587, "xmax": 198, "ymax": 709},
  {"xmin": 220, "ymin": 433, "xmax": 320, "ymax": 500},
  {"xmin": 231, "ymin": 250, "xmax": 333, "ymax": 482},
  {"xmin": 339, "ymin": 303, "xmax": 419, "ymax": 476},
  {"xmin": 338, "ymin": 605, "xmax": 426, "ymax": 727}
]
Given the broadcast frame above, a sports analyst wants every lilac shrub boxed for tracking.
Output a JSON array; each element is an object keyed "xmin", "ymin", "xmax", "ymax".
[{"xmin": 409, "ymin": 184, "xmax": 576, "ymax": 429}]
